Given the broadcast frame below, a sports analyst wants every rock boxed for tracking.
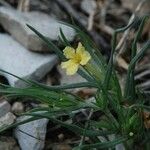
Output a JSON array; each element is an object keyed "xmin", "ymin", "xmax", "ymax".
[
  {"xmin": 58, "ymin": 65, "xmax": 86, "ymax": 92},
  {"xmin": 40, "ymin": 68, "xmax": 61, "ymax": 86},
  {"xmin": 12, "ymin": 102, "xmax": 24, "ymax": 114},
  {"xmin": 0, "ymin": 112, "xmax": 16, "ymax": 128},
  {"xmin": 0, "ymin": 99, "xmax": 11, "ymax": 117},
  {"xmin": 52, "ymin": 144, "xmax": 72, "ymax": 150},
  {"xmin": 14, "ymin": 116, "xmax": 48, "ymax": 150},
  {"xmin": 121, "ymin": 0, "xmax": 150, "ymax": 15},
  {"xmin": 0, "ymin": 136, "xmax": 20, "ymax": 150},
  {"xmin": 86, "ymin": 97, "xmax": 96, "ymax": 103},
  {"xmin": 0, "ymin": 7, "xmax": 75, "ymax": 52},
  {"xmin": 108, "ymin": 134, "xmax": 125, "ymax": 150},
  {"xmin": 30, "ymin": 0, "xmax": 63, "ymax": 19},
  {"xmin": 0, "ymin": 34, "xmax": 58, "ymax": 87},
  {"xmin": 115, "ymin": 144, "xmax": 125, "ymax": 150},
  {"xmin": 81, "ymin": 0, "xmax": 97, "ymax": 15},
  {"xmin": 58, "ymin": 65, "xmax": 86, "ymax": 84}
]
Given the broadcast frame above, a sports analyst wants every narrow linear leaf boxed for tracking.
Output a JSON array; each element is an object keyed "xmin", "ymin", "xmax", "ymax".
[
  {"xmin": 23, "ymin": 112, "xmax": 114, "ymax": 137},
  {"xmin": 27, "ymin": 24, "xmax": 65, "ymax": 60},
  {"xmin": 59, "ymin": 28, "xmax": 71, "ymax": 46},
  {"xmin": 0, "ymin": 116, "xmax": 40, "ymax": 133},
  {"xmin": 75, "ymin": 136, "xmax": 128, "ymax": 149},
  {"xmin": 29, "ymin": 81, "xmax": 98, "ymax": 90},
  {"xmin": 124, "ymin": 40, "xmax": 150, "ymax": 98},
  {"xmin": 130, "ymin": 104, "xmax": 150, "ymax": 111},
  {"xmin": 104, "ymin": 18, "xmax": 138, "ymax": 90},
  {"xmin": 0, "ymin": 69, "xmax": 32, "ymax": 85}
]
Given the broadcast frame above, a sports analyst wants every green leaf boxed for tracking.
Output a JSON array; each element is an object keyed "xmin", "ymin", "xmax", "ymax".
[
  {"xmin": 130, "ymin": 104, "xmax": 150, "ymax": 111},
  {"xmin": 111, "ymin": 71, "xmax": 122, "ymax": 102},
  {"xmin": 103, "ymin": 18, "xmax": 137, "ymax": 90},
  {"xmin": 59, "ymin": 28, "xmax": 71, "ymax": 46},
  {"xmin": 0, "ymin": 85, "xmax": 80, "ymax": 106},
  {"xmin": 125, "ymin": 16, "xmax": 149, "ymax": 100},
  {"xmin": 131, "ymin": 16, "xmax": 149, "ymax": 59},
  {"xmin": 27, "ymin": 24, "xmax": 65, "ymax": 60},
  {"xmin": 29, "ymin": 81, "xmax": 98, "ymax": 90},
  {"xmin": 23, "ymin": 112, "xmax": 114, "ymax": 137},
  {"xmin": 0, "ymin": 69, "xmax": 32, "ymax": 85},
  {"xmin": 0, "ymin": 116, "xmax": 40, "ymax": 133},
  {"xmin": 124, "ymin": 40, "xmax": 150, "ymax": 99},
  {"xmin": 77, "ymin": 67, "xmax": 96, "ymax": 82},
  {"xmin": 74, "ymin": 136, "xmax": 128, "ymax": 149}
]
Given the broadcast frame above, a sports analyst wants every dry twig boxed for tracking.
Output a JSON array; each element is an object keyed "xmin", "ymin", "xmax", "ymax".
[
  {"xmin": 17, "ymin": 0, "xmax": 30, "ymax": 12},
  {"xmin": 87, "ymin": 10, "xmax": 95, "ymax": 31},
  {"xmin": 116, "ymin": 0, "xmax": 147, "ymax": 54},
  {"xmin": 115, "ymin": 0, "xmax": 147, "ymax": 71}
]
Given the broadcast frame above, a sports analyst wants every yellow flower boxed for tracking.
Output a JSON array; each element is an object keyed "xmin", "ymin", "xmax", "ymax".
[{"xmin": 61, "ymin": 42, "xmax": 91, "ymax": 75}]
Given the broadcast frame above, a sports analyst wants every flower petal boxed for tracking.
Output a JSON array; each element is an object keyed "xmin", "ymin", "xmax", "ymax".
[
  {"xmin": 61, "ymin": 60, "xmax": 79, "ymax": 75},
  {"xmin": 80, "ymin": 51, "xmax": 91, "ymax": 65},
  {"xmin": 61, "ymin": 60, "xmax": 70, "ymax": 69},
  {"xmin": 76, "ymin": 42, "xmax": 85, "ymax": 55},
  {"xmin": 66, "ymin": 63, "xmax": 79, "ymax": 75},
  {"xmin": 63, "ymin": 46, "xmax": 75, "ymax": 59}
]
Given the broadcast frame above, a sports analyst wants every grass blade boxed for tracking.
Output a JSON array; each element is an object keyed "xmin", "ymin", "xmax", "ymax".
[
  {"xmin": 27, "ymin": 24, "xmax": 65, "ymax": 60},
  {"xmin": 75, "ymin": 136, "xmax": 128, "ymax": 149},
  {"xmin": 23, "ymin": 112, "xmax": 114, "ymax": 137}
]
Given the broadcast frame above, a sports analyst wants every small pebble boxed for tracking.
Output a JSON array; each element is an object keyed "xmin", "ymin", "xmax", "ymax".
[{"xmin": 12, "ymin": 102, "xmax": 24, "ymax": 114}]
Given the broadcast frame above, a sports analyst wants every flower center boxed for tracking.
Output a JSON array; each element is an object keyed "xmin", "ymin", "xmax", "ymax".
[{"xmin": 73, "ymin": 53, "xmax": 82, "ymax": 64}]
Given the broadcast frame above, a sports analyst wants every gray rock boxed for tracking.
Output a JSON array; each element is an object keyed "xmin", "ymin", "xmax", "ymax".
[
  {"xmin": 81, "ymin": 0, "xmax": 97, "ymax": 15},
  {"xmin": 0, "ymin": 136, "xmax": 20, "ymax": 150},
  {"xmin": 58, "ymin": 65, "xmax": 86, "ymax": 84},
  {"xmin": 14, "ymin": 116, "xmax": 48, "ymax": 150},
  {"xmin": 116, "ymin": 144, "xmax": 125, "ymax": 150},
  {"xmin": 0, "ymin": 6, "xmax": 75, "ymax": 52},
  {"xmin": 58, "ymin": 65, "xmax": 86, "ymax": 92},
  {"xmin": 0, "ymin": 34, "xmax": 58, "ymax": 87},
  {"xmin": 0, "ymin": 112, "xmax": 16, "ymax": 128},
  {"xmin": 86, "ymin": 97, "xmax": 96, "ymax": 103},
  {"xmin": 12, "ymin": 102, "xmax": 24, "ymax": 114},
  {"xmin": 0, "ymin": 99, "xmax": 11, "ymax": 117},
  {"xmin": 108, "ymin": 134, "xmax": 125, "ymax": 150}
]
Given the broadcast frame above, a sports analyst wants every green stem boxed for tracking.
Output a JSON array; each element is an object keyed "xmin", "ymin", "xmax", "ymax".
[
  {"xmin": 85, "ymin": 62, "xmax": 102, "ymax": 81},
  {"xmin": 123, "ymin": 141, "xmax": 130, "ymax": 150}
]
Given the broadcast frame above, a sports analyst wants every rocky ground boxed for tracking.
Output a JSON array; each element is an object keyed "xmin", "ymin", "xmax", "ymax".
[{"xmin": 0, "ymin": 0, "xmax": 149, "ymax": 150}]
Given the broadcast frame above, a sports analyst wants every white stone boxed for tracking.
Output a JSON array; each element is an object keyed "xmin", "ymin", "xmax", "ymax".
[
  {"xmin": 0, "ymin": 34, "xmax": 58, "ymax": 87},
  {"xmin": 12, "ymin": 102, "xmax": 24, "ymax": 114},
  {"xmin": 0, "ymin": 100, "xmax": 11, "ymax": 117},
  {"xmin": 58, "ymin": 65, "xmax": 86, "ymax": 85},
  {"xmin": 14, "ymin": 116, "xmax": 48, "ymax": 150},
  {"xmin": 108, "ymin": 134, "xmax": 125, "ymax": 150},
  {"xmin": 0, "ymin": 6, "xmax": 75, "ymax": 51},
  {"xmin": 58, "ymin": 65, "xmax": 86, "ymax": 92},
  {"xmin": 116, "ymin": 144, "xmax": 125, "ymax": 150},
  {"xmin": 0, "ymin": 112, "xmax": 16, "ymax": 128},
  {"xmin": 81, "ymin": 0, "xmax": 97, "ymax": 15}
]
